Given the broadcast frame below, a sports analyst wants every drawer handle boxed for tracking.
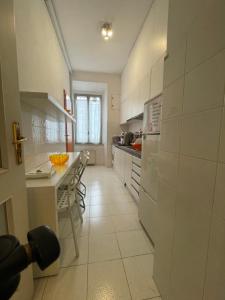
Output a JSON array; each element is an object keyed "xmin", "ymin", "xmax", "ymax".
[
  {"xmin": 132, "ymin": 169, "xmax": 141, "ymax": 177},
  {"xmin": 131, "ymin": 184, "xmax": 139, "ymax": 195},
  {"xmin": 131, "ymin": 176, "xmax": 140, "ymax": 186}
]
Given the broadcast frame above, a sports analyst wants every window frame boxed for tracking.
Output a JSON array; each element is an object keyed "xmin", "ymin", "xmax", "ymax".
[{"xmin": 74, "ymin": 94, "xmax": 103, "ymax": 145}]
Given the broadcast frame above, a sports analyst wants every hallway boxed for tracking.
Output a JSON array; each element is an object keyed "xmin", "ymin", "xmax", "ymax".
[{"xmin": 33, "ymin": 166, "xmax": 160, "ymax": 300}]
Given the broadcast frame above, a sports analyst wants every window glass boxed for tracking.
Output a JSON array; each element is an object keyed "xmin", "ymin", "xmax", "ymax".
[
  {"xmin": 76, "ymin": 95, "xmax": 101, "ymax": 144},
  {"xmin": 76, "ymin": 96, "xmax": 89, "ymax": 143},
  {"xmin": 89, "ymin": 97, "xmax": 101, "ymax": 144}
]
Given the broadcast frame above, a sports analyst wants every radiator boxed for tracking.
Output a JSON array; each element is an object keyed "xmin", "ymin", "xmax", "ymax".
[{"xmin": 86, "ymin": 150, "xmax": 96, "ymax": 165}]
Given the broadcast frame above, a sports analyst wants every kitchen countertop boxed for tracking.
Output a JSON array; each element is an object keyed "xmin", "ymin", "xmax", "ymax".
[{"xmin": 113, "ymin": 144, "xmax": 142, "ymax": 159}]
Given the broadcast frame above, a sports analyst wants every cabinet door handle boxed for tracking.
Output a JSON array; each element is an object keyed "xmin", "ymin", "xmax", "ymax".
[{"xmin": 13, "ymin": 137, "xmax": 27, "ymax": 144}]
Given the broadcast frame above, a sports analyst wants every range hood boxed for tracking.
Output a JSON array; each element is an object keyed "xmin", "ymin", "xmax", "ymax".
[{"xmin": 127, "ymin": 113, "xmax": 144, "ymax": 122}]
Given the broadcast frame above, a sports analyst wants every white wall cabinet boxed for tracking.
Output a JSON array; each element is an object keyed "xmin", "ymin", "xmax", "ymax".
[
  {"xmin": 120, "ymin": 99, "xmax": 128, "ymax": 124},
  {"xmin": 120, "ymin": 0, "xmax": 169, "ymax": 123}
]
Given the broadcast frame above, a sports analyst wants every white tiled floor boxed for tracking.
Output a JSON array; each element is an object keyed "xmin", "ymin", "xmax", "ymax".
[{"xmin": 33, "ymin": 166, "xmax": 161, "ymax": 300}]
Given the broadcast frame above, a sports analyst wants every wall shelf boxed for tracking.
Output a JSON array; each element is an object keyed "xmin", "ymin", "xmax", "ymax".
[{"xmin": 20, "ymin": 91, "xmax": 76, "ymax": 123}]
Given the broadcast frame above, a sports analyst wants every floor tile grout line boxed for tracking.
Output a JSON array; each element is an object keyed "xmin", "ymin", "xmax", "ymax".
[
  {"xmin": 59, "ymin": 198, "xmax": 152, "ymax": 261},
  {"xmin": 88, "ymin": 173, "xmax": 141, "ymax": 299},
  {"xmin": 86, "ymin": 170, "xmax": 156, "ymax": 299},
  {"xmin": 142, "ymin": 297, "xmax": 161, "ymax": 300},
  {"xmin": 86, "ymin": 216, "xmax": 90, "ymax": 300},
  {"xmin": 40, "ymin": 277, "xmax": 48, "ymax": 300},
  {"xmin": 115, "ymin": 223, "xmax": 133, "ymax": 300},
  {"xmin": 59, "ymin": 250, "xmax": 155, "ymax": 270},
  {"xmin": 38, "ymin": 169, "xmax": 155, "ymax": 299}
]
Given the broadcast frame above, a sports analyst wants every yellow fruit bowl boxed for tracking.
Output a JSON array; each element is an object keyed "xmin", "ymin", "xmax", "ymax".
[{"xmin": 49, "ymin": 153, "xmax": 69, "ymax": 165}]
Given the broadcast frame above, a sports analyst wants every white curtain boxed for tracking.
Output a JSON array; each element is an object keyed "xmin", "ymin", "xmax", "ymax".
[{"xmin": 76, "ymin": 95, "xmax": 101, "ymax": 144}]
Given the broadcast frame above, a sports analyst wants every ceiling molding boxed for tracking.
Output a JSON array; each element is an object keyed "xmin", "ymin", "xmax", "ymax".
[{"xmin": 44, "ymin": 0, "xmax": 72, "ymax": 72}]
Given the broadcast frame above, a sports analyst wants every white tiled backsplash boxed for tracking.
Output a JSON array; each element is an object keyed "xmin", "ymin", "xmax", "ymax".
[
  {"xmin": 21, "ymin": 102, "xmax": 66, "ymax": 172},
  {"xmin": 121, "ymin": 119, "xmax": 143, "ymax": 135}
]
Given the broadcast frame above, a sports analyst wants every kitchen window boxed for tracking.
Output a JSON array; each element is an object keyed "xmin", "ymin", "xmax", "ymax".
[{"xmin": 75, "ymin": 95, "xmax": 102, "ymax": 144}]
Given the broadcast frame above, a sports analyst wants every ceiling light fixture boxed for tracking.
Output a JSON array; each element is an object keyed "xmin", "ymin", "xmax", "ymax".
[{"xmin": 101, "ymin": 23, "xmax": 113, "ymax": 40}]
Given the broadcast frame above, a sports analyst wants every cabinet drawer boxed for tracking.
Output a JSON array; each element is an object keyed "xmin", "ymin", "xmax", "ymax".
[
  {"xmin": 131, "ymin": 171, "xmax": 141, "ymax": 184},
  {"xmin": 131, "ymin": 177, "xmax": 140, "ymax": 193},
  {"xmin": 132, "ymin": 163, "xmax": 141, "ymax": 176},
  {"xmin": 133, "ymin": 156, "xmax": 142, "ymax": 167},
  {"xmin": 130, "ymin": 184, "xmax": 140, "ymax": 202}
]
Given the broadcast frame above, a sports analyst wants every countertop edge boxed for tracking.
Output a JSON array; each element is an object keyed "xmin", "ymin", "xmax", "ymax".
[{"xmin": 113, "ymin": 144, "xmax": 142, "ymax": 159}]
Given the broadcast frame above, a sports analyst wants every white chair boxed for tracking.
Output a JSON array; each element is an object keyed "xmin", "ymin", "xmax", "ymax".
[
  {"xmin": 75, "ymin": 151, "xmax": 89, "ymax": 209},
  {"xmin": 68, "ymin": 151, "xmax": 89, "ymax": 210},
  {"xmin": 57, "ymin": 174, "xmax": 83, "ymax": 257}
]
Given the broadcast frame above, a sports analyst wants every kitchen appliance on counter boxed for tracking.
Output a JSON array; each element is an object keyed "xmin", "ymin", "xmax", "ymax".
[
  {"xmin": 112, "ymin": 132, "xmax": 134, "ymax": 146},
  {"xmin": 139, "ymin": 94, "xmax": 162, "ymax": 244},
  {"xmin": 120, "ymin": 131, "xmax": 134, "ymax": 146},
  {"xmin": 133, "ymin": 129, "xmax": 143, "ymax": 140},
  {"xmin": 112, "ymin": 135, "xmax": 121, "ymax": 145}
]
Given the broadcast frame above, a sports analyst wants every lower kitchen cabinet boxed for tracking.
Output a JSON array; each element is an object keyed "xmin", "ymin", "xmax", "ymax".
[
  {"xmin": 130, "ymin": 157, "xmax": 142, "ymax": 202},
  {"xmin": 113, "ymin": 147, "xmax": 141, "ymax": 201},
  {"xmin": 113, "ymin": 147, "xmax": 132, "ymax": 185},
  {"xmin": 113, "ymin": 147, "xmax": 125, "ymax": 181},
  {"xmin": 124, "ymin": 152, "xmax": 132, "ymax": 189}
]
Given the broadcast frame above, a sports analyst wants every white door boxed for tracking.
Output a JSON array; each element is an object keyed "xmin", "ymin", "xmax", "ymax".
[{"xmin": 0, "ymin": 1, "xmax": 33, "ymax": 299}]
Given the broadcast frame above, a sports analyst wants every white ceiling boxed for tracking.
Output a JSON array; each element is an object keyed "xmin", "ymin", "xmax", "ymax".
[{"xmin": 52, "ymin": 0, "xmax": 153, "ymax": 73}]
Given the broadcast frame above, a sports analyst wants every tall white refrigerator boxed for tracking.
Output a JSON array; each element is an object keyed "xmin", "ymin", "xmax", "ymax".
[{"xmin": 139, "ymin": 94, "xmax": 162, "ymax": 244}]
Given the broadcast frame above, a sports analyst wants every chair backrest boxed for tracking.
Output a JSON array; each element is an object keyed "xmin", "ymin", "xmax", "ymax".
[
  {"xmin": 76, "ymin": 151, "xmax": 89, "ymax": 181},
  {"xmin": 80, "ymin": 151, "xmax": 89, "ymax": 164},
  {"xmin": 57, "ymin": 173, "xmax": 76, "ymax": 210},
  {"xmin": 83, "ymin": 151, "xmax": 90, "ymax": 168}
]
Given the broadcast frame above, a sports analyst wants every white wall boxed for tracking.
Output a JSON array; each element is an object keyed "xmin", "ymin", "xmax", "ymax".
[
  {"xmin": 72, "ymin": 71, "xmax": 121, "ymax": 167},
  {"xmin": 121, "ymin": 0, "xmax": 169, "ymax": 120},
  {"xmin": 121, "ymin": 119, "xmax": 143, "ymax": 134},
  {"xmin": 21, "ymin": 100, "xmax": 66, "ymax": 172},
  {"xmin": 15, "ymin": 0, "xmax": 70, "ymax": 105},
  {"xmin": 154, "ymin": 1, "xmax": 225, "ymax": 300}
]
